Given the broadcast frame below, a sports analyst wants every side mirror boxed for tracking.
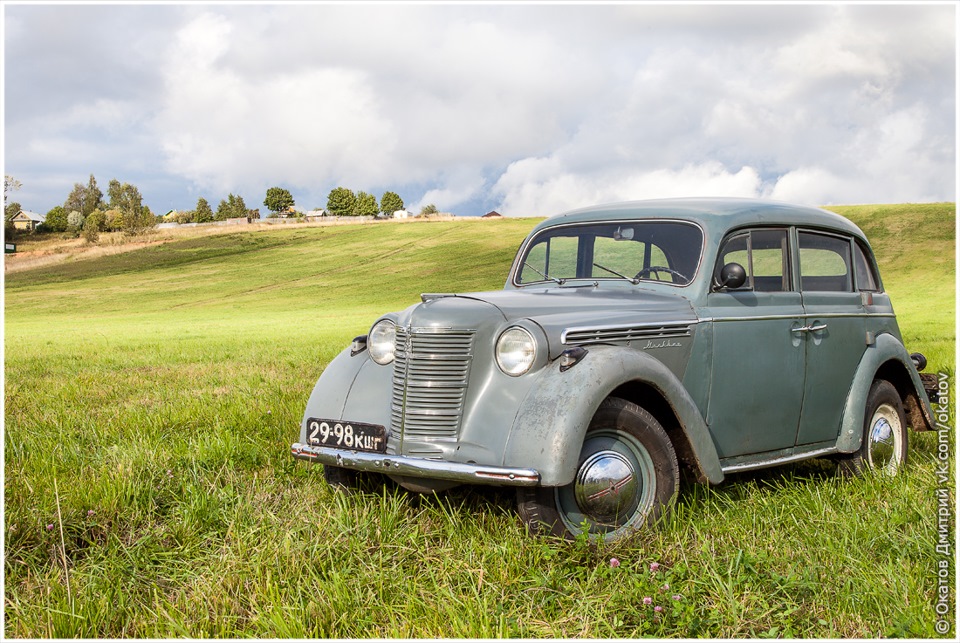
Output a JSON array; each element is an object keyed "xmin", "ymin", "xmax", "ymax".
[{"xmin": 717, "ymin": 262, "xmax": 747, "ymax": 290}]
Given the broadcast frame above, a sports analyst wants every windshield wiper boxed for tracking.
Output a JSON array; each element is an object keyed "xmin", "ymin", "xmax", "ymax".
[
  {"xmin": 523, "ymin": 262, "xmax": 565, "ymax": 285},
  {"xmin": 593, "ymin": 262, "xmax": 639, "ymax": 284}
]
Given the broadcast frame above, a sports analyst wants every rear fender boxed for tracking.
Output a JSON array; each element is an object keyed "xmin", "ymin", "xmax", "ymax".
[{"xmin": 836, "ymin": 332, "xmax": 936, "ymax": 453}]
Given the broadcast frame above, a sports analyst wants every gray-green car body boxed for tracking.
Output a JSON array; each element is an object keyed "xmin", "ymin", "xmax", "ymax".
[{"xmin": 292, "ymin": 198, "xmax": 935, "ymax": 538}]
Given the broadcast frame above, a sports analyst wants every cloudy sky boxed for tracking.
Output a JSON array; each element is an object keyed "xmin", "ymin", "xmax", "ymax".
[{"xmin": 3, "ymin": 3, "xmax": 956, "ymax": 217}]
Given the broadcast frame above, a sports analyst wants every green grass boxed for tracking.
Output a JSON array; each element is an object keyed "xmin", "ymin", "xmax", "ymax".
[{"xmin": 4, "ymin": 207, "xmax": 955, "ymax": 637}]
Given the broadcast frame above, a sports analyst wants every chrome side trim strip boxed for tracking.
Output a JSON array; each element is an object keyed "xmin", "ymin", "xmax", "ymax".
[
  {"xmin": 720, "ymin": 446, "xmax": 838, "ymax": 473},
  {"xmin": 703, "ymin": 312, "xmax": 896, "ymax": 323},
  {"xmin": 291, "ymin": 443, "xmax": 541, "ymax": 486}
]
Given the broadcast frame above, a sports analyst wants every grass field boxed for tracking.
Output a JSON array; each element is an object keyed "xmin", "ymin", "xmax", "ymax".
[{"xmin": 3, "ymin": 205, "xmax": 956, "ymax": 637}]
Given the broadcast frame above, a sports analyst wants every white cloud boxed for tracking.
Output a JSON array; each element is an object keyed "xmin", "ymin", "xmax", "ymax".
[
  {"xmin": 153, "ymin": 12, "xmax": 396, "ymax": 196},
  {"xmin": 494, "ymin": 159, "xmax": 763, "ymax": 217},
  {"xmin": 4, "ymin": 4, "xmax": 955, "ymax": 215}
]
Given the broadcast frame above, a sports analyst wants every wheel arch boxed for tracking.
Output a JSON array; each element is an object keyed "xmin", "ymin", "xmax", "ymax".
[
  {"xmin": 836, "ymin": 332, "xmax": 935, "ymax": 453},
  {"xmin": 609, "ymin": 380, "xmax": 716, "ymax": 485},
  {"xmin": 875, "ymin": 358, "xmax": 934, "ymax": 434},
  {"xmin": 503, "ymin": 345, "xmax": 723, "ymax": 486}
]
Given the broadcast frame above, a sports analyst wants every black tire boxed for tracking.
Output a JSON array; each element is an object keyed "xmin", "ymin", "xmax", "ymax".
[
  {"xmin": 516, "ymin": 397, "xmax": 679, "ymax": 542},
  {"xmin": 323, "ymin": 465, "xmax": 388, "ymax": 493},
  {"xmin": 838, "ymin": 379, "xmax": 908, "ymax": 477}
]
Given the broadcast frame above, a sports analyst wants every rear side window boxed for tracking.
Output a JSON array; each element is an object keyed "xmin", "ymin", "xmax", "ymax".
[
  {"xmin": 853, "ymin": 241, "xmax": 880, "ymax": 292},
  {"xmin": 798, "ymin": 231, "xmax": 853, "ymax": 292}
]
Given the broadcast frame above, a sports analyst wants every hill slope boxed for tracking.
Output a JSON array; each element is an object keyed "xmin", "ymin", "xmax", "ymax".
[{"xmin": 5, "ymin": 204, "xmax": 954, "ymax": 368}]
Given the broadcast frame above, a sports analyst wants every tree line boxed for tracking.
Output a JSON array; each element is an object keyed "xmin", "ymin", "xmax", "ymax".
[
  {"xmin": 171, "ymin": 193, "xmax": 257, "ymax": 225},
  {"xmin": 3, "ymin": 175, "xmax": 441, "ymax": 244},
  {"xmin": 4, "ymin": 174, "xmax": 153, "ymax": 242}
]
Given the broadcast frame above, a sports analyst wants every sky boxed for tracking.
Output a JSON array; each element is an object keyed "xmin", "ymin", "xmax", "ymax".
[{"xmin": 2, "ymin": 2, "xmax": 956, "ymax": 218}]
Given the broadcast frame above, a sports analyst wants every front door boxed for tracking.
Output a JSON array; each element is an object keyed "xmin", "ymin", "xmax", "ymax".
[{"xmin": 703, "ymin": 228, "xmax": 805, "ymax": 458}]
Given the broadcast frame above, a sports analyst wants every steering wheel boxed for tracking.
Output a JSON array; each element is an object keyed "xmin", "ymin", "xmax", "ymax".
[{"xmin": 634, "ymin": 265, "xmax": 689, "ymax": 283}]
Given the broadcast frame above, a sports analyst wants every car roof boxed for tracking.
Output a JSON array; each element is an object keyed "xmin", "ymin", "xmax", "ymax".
[{"xmin": 533, "ymin": 197, "xmax": 868, "ymax": 242}]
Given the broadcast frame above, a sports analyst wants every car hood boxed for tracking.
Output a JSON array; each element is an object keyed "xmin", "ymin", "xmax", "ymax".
[{"xmin": 403, "ymin": 287, "xmax": 697, "ymax": 359}]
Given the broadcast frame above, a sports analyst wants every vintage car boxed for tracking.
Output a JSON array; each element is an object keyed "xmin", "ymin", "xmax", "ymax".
[{"xmin": 292, "ymin": 198, "xmax": 936, "ymax": 541}]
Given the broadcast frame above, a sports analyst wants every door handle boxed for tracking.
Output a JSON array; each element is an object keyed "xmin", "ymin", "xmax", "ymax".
[{"xmin": 791, "ymin": 323, "xmax": 828, "ymax": 333}]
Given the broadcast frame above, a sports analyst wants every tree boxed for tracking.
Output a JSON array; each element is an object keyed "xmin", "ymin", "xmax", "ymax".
[
  {"xmin": 229, "ymin": 193, "xmax": 248, "ymax": 219},
  {"xmin": 380, "ymin": 191, "xmax": 404, "ymax": 216},
  {"xmin": 64, "ymin": 174, "xmax": 103, "ymax": 217},
  {"xmin": 354, "ymin": 191, "xmax": 379, "ymax": 217},
  {"xmin": 5, "ymin": 201, "xmax": 21, "ymax": 222},
  {"xmin": 420, "ymin": 203, "xmax": 438, "ymax": 216},
  {"xmin": 5, "ymin": 177, "xmax": 22, "ymax": 237},
  {"xmin": 174, "ymin": 210, "xmax": 196, "ymax": 224},
  {"xmin": 107, "ymin": 179, "xmax": 152, "ymax": 234},
  {"xmin": 264, "ymin": 187, "xmax": 295, "ymax": 214},
  {"xmin": 83, "ymin": 210, "xmax": 105, "ymax": 243},
  {"xmin": 326, "ymin": 187, "xmax": 356, "ymax": 217},
  {"xmin": 195, "ymin": 197, "xmax": 214, "ymax": 223},
  {"xmin": 216, "ymin": 193, "xmax": 248, "ymax": 221},
  {"xmin": 4, "ymin": 175, "xmax": 21, "ymax": 205},
  {"xmin": 104, "ymin": 209, "xmax": 124, "ymax": 231},
  {"xmin": 45, "ymin": 206, "xmax": 68, "ymax": 232},
  {"xmin": 67, "ymin": 210, "xmax": 85, "ymax": 235}
]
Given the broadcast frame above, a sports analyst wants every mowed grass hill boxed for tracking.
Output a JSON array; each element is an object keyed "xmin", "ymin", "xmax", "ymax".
[{"xmin": 3, "ymin": 203, "xmax": 955, "ymax": 637}]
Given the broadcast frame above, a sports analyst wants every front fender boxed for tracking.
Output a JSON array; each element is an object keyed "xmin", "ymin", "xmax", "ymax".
[
  {"xmin": 299, "ymin": 346, "xmax": 390, "ymax": 444},
  {"xmin": 836, "ymin": 332, "xmax": 936, "ymax": 453},
  {"xmin": 502, "ymin": 345, "xmax": 723, "ymax": 486}
]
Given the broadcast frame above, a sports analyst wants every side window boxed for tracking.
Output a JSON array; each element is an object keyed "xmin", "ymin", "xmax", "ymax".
[
  {"xmin": 717, "ymin": 228, "xmax": 790, "ymax": 292},
  {"xmin": 853, "ymin": 241, "xmax": 880, "ymax": 292},
  {"xmin": 798, "ymin": 231, "xmax": 853, "ymax": 292}
]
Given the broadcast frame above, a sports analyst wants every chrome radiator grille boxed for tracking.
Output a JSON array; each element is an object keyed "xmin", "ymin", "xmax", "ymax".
[{"xmin": 391, "ymin": 328, "xmax": 475, "ymax": 442}]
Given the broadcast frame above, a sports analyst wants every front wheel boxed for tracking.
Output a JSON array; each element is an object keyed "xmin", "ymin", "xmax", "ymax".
[
  {"xmin": 517, "ymin": 397, "xmax": 679, "ymax": 542},
  {"xmin": 838, "ymin": 379, "xmax": 908, "ymax": 477}
]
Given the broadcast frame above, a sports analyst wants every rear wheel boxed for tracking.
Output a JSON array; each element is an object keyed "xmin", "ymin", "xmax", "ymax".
[
  {"xmin": 838, "ymin": 379, "xmax": 908, "ymax": 477},
  {"xmin": 517, "ymin": 397, "xmax": 679, "ymax": 542}
]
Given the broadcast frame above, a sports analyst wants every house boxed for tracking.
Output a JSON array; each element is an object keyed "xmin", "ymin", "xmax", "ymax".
[
  {"xmin": 482, "ymin": 210, "xmax": 503, "ymax": 218},
  {"xmin": 393, "ymin": 209, "xmax": 410, "ymax": 219},
  {"xmin": 10, "ymin": 210, "xmax": 45, "ymax": 231},
  {"xmin": 303, "ymin": 209, "xmax": 326, "ymax": 222}
]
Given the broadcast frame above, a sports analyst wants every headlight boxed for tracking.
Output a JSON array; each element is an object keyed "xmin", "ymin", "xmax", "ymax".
[
  {"xmin": 368, "ymin": 320, "xmax": 396, "ymax": 365},
  {"xmin": 496, "ymin": 327, "xmax": 537, "ymax": 376}
]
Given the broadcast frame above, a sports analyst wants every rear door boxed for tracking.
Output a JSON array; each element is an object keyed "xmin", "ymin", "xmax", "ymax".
[{"xmin": 794, "ymin": 230, "xmax": 867, "ymax": 446}]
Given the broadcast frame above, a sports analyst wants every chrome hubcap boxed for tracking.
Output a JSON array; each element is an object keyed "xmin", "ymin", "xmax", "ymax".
[
  {"xmin": 868, "ymin": 403, "xmax": 901, "ymax": 474},
  {"xmin": 556, "ymin": 428, "xmax": 655, "ymax": 538},
  {"xmin": 574, "ymin": 450, "xmax": 639, "ymax": 524}
]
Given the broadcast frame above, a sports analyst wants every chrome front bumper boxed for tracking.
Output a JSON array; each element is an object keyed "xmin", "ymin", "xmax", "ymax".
[{"xmin": 291, "ymin": 442, "xmax": 541, "ymax": 486}]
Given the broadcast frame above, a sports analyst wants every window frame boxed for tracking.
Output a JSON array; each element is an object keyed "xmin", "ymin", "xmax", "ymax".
[
  {"xmin": 511, "ymin": 219, "xmax": 705, "ymax": 288},
  {"xmin": 796, "ymin": 229, "xmax": 856, "ymax": 293},
  {"xmin": 852, "ymin": 239, "xmax": 883, "ymax": 293},
  {"xmin": 713, "ymin": 226, "xmax": 794, "ymax": 293}
]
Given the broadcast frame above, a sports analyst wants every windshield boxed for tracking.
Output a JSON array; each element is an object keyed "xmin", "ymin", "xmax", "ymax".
[{"xmin": 515, "ymin": 220, "xmax": 703, "ymax": 287}]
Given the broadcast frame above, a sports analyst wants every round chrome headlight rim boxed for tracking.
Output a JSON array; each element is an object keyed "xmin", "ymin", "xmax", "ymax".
[
  {"xmin": 496, "ymin": 326, "xmax": 537, "ymax": 377},
  {"xmin": 368, "ymin": 320, "xmax": 397, "ymax": 365}
]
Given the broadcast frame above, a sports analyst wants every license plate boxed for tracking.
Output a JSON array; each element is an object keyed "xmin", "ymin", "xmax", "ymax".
[{"xmin": 305, "ymin": 418, "xmax": 388, "ymax": 453}]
